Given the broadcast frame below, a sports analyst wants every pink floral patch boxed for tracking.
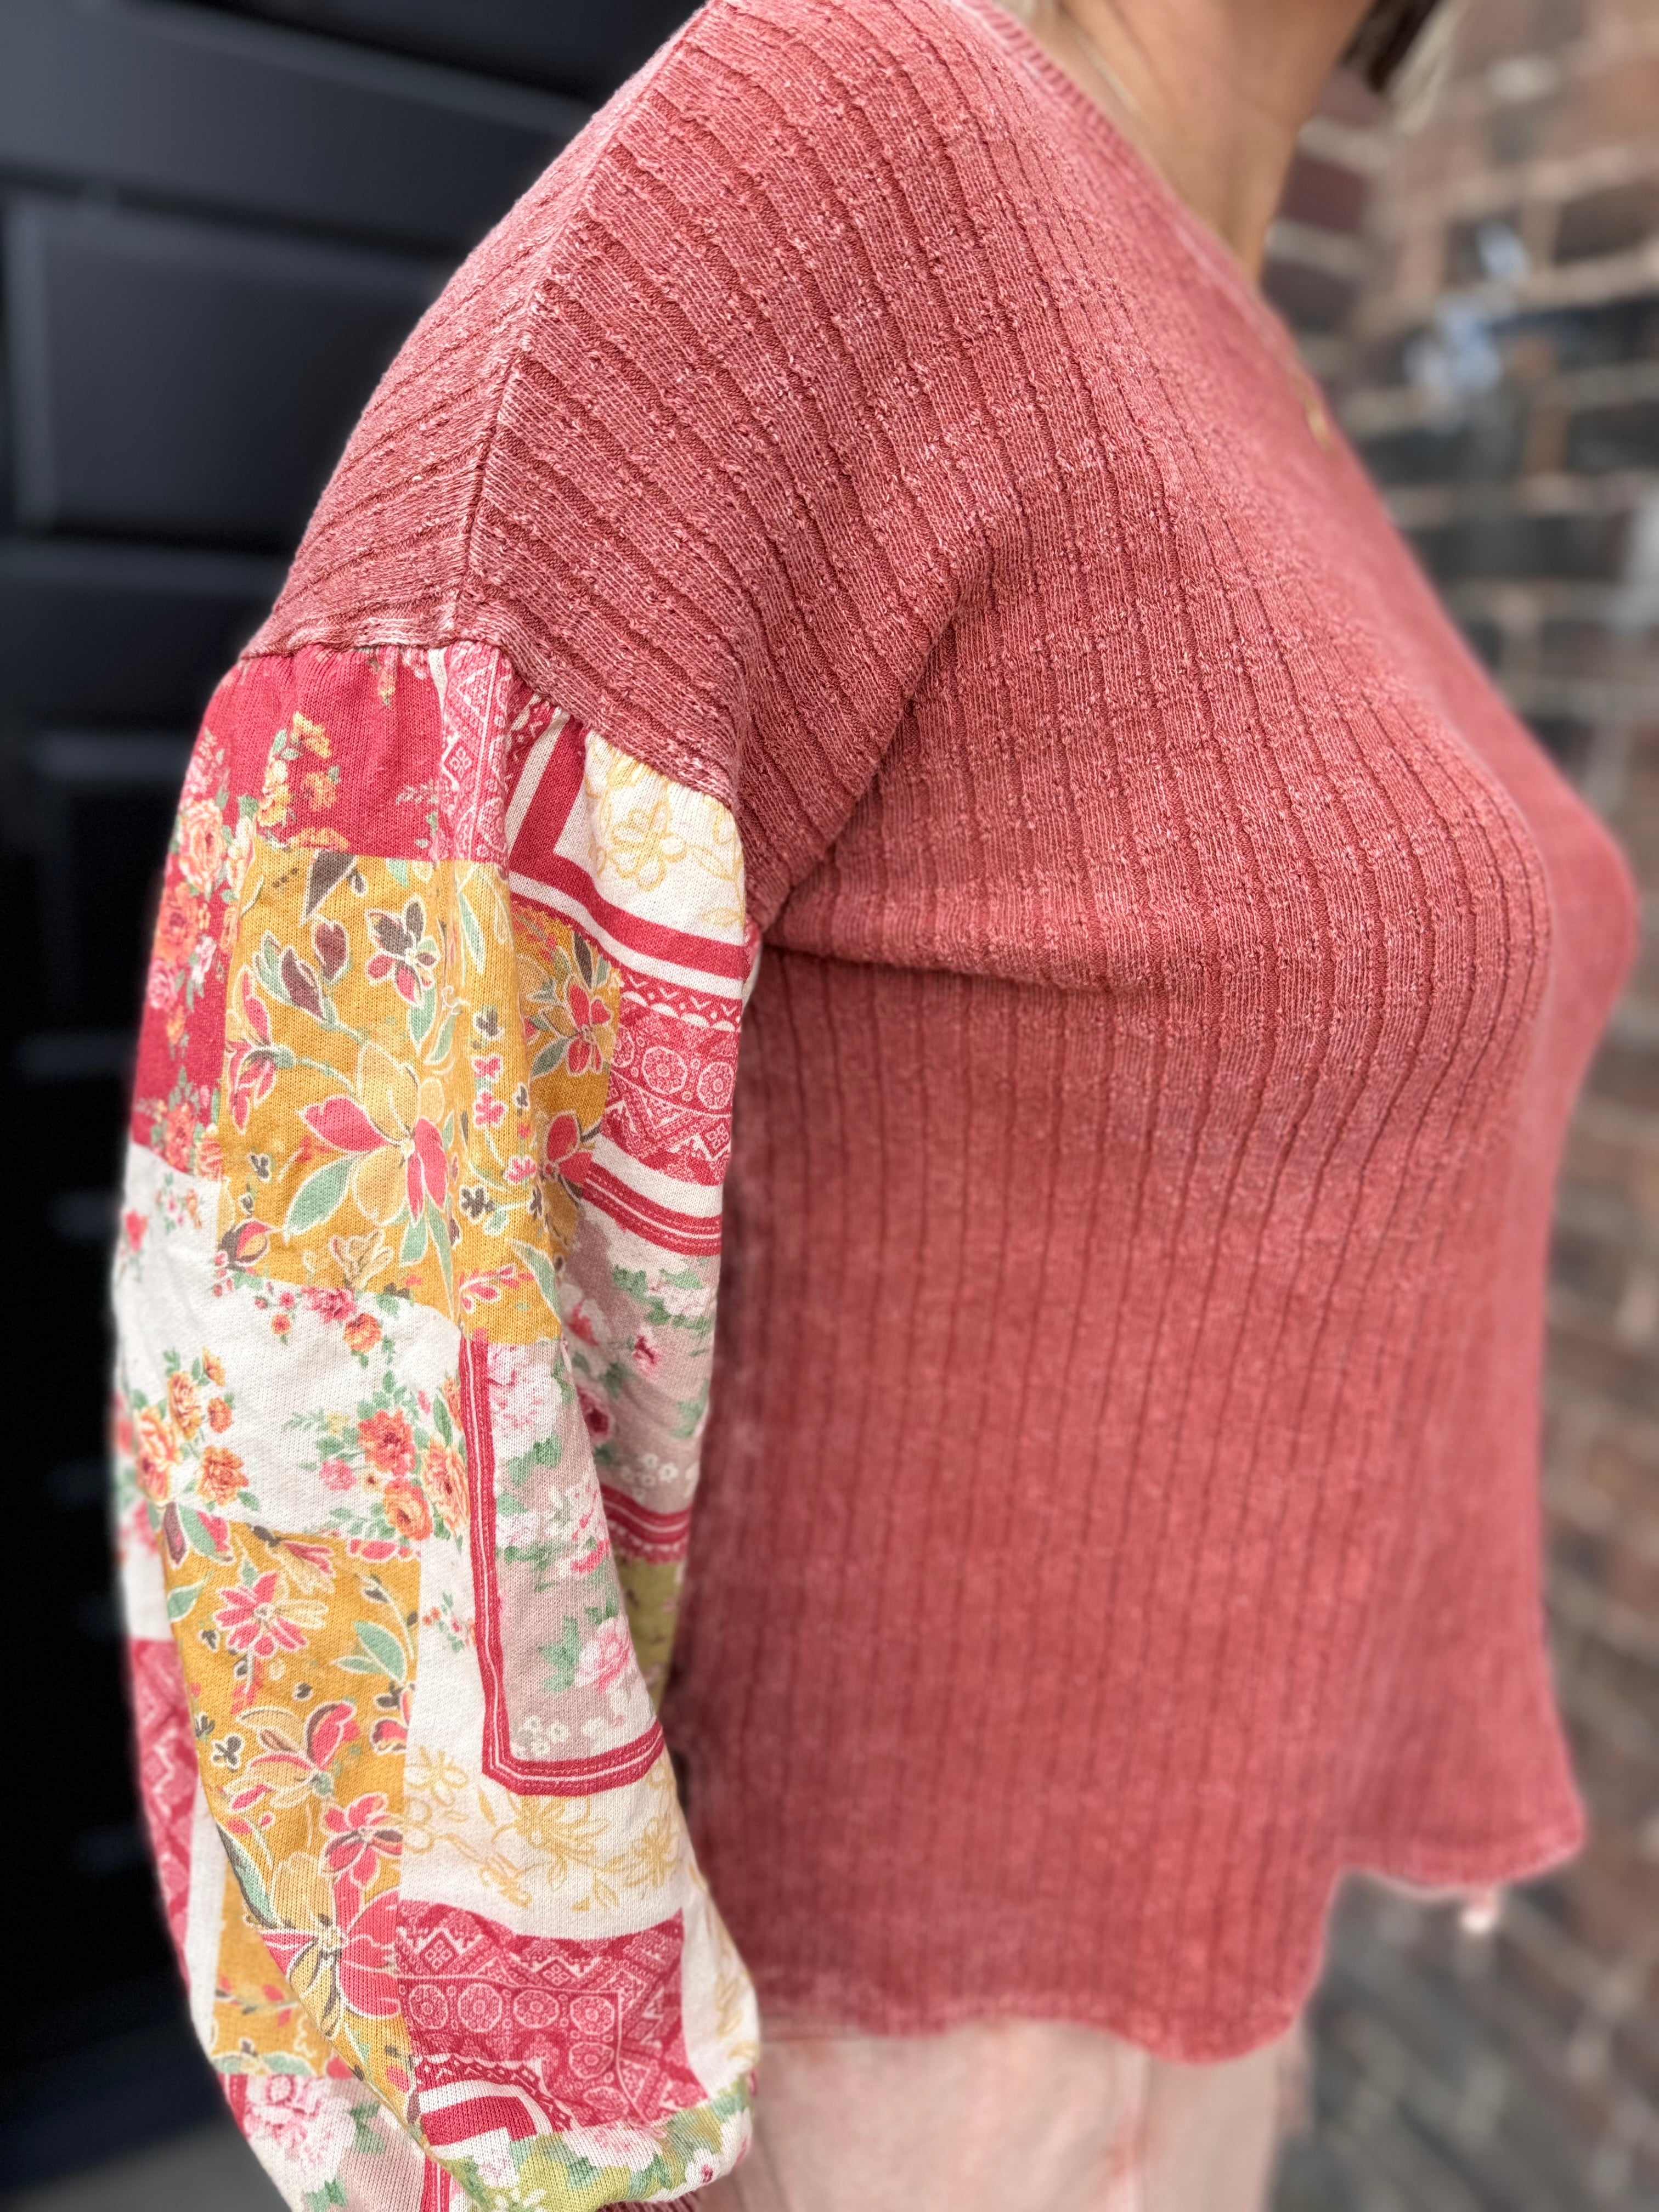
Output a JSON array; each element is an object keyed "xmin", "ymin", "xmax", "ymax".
[
  {"xmin": 396, "ymin": 1901, "xmax": 701, "ymax": 2137},
  {"xmin": 128, "ymin": 1638, "xmax": 198, "ymax": 1962}
]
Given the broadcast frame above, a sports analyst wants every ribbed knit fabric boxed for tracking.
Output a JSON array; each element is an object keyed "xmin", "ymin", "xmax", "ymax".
[{"xmin": 247, "ymin": 0, "xmax": 1640, "ymax": 2059}]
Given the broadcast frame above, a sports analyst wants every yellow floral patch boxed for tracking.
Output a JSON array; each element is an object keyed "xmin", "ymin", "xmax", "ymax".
[
  {"xmin": 211, "ymin": 1857, "xmax": 333, "ymax": 2076},
  {"xmin": 164, "ymin": 1521, "xmax": 420, "ymax": 2115},
  {"xmin": 216, "ymin": 840, "xmax": 618, "ymax": 1339}
]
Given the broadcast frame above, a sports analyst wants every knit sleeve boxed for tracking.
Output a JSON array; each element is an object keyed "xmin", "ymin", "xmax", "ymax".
[
  {"xmin": 244, "ymin": 0, "xmax": 972, "ymax": 932},
  {"xmin": 112, "ymin": 641, "xmax": 760, "ymax": 2211},
  {"xmin": 112, "ymin": 8, "xmax": 981, "ymax": 2198}
]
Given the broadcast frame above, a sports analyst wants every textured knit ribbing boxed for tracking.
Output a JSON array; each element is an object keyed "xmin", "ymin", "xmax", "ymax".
[{"xmin": 247, "ymin": 0, "xmax": 1640, "ymax": 2057}]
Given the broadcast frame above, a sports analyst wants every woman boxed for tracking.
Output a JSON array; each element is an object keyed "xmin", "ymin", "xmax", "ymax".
[{"xmin": 111, "ymin": 1, "xmax": 1637, "ymax": 2208}]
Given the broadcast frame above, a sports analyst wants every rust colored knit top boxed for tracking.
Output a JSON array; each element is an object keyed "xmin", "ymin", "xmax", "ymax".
[{"xmin": 246, "ymin": 0, "xmax": 1639, "ymax": 2061}]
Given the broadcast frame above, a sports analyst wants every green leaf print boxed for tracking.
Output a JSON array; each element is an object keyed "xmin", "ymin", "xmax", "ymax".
[
  {"xmin": 348, "ymin": 2103, "xmax": 384, "ymax": 2156},
  {"xmin": 334, "ymin": 1621, "xmax": 407, "ymax": 1683},
  {"xmin": 426, "ymin": 1194, "xmax": 454, "ymax": 1311},
  {"xmin": 510, "ymin": 1238, "xmax": 561, "ymax": 1313},
  {"xmin": 455, "ymin": 885, "xmax": 485, "ymax": 973},
  {"xmin": 539, "ymin": 1615, "xmax": 583, "ymax": 1692},
  {"xmin": 176, "ymin": 1504, "xmax": 232, "ymax": 1561},
  {"xmin": 284, "ymin": 1155, "xmax": 353, "ymax": 1236},
  {"xmin": 407, "ymin": 979, "xmax": 436, "ymax": 1049},
  {"xmin": 672, "ymin": 1378, "xmax": 709, "ymax": 1440},
  {"xmin": 221, "ymin": 1832, "xmax": 276, "ymax": 1925}
]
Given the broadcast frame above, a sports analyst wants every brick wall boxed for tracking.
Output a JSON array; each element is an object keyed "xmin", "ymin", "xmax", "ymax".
[{"xmin": 1268, "ymin": 3, "xmax": 1659, "ymax": 2206}]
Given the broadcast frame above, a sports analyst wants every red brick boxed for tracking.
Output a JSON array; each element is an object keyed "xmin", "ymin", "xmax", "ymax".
[
  {"xmin": 1555, "ymin": 177, "xmax": 1659, "ymax": 264},
  {"xmin": 1280, "ymin": 151, "xmax": 1372, "ymax": 233},
  {"xmin": 1542, "ymin": 55, "xmax": 1659, "ymax": 156},
  {"xmin": 1289, "ymin": 5, "xmax": 1657, "ymax": 2201}
]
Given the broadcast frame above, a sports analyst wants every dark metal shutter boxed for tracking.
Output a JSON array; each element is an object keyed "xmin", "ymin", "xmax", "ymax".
[{"xmin": 0, "ymin": 1, "xmax": 694, "ymax": 2179}]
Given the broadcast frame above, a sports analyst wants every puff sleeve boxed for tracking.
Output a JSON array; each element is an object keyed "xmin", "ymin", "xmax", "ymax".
[{"xmin": 110, "ymin": 4, "xmax": 969, "ymax": 2202}]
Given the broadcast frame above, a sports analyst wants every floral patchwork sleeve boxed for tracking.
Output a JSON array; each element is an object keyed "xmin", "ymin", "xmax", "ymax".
[{"xmin": 112, "ymin": 641, "xmax": 761, "ymax": 2212}]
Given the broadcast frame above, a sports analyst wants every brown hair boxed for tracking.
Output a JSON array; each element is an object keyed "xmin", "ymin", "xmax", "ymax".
[{"xmin": 1341, "ymin": 0, "xmax": 1447, "ymax": 90}]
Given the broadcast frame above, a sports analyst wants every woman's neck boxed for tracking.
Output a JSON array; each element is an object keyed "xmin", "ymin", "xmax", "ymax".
[{"xmin": 999, "ymin": 0, "xmax": 1374, "ymax": 281}]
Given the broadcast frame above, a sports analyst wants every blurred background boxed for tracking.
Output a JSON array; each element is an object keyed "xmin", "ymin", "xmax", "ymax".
[{"xmin": 0, "ymin": 1, "xmax": 1654, "ymax": 2206}]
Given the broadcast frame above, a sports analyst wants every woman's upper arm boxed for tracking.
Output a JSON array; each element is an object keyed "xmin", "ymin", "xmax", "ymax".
[{"xmin": 114, "ymin": 640, "xmax": 761, "ymax": 2208}]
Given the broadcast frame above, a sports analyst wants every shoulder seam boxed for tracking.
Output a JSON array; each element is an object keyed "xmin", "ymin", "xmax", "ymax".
[
  {"xmin": 448, "ymin": 5, "xmax": 727, "ymax": 645},
  {"xmin": 233, "ymin": 635, "xmax": 737, "ymax": 814}
]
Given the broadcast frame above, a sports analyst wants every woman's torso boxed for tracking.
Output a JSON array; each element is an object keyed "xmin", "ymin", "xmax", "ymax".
[{"xmin": 659, "ymin": 0, "xmax": 1638, "ymax": 2061}]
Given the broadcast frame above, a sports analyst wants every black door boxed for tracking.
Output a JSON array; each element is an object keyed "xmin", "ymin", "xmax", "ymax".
[{"xmin": 0, "ymin": 2, "xmax": 695, "ymax": 2181}]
